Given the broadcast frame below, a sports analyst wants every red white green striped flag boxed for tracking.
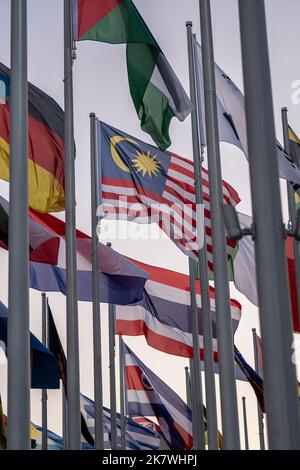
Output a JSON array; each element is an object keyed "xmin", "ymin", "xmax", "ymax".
[{"xmin": 72, "ymin": 0, "xmax": 192, "ymax": 149}]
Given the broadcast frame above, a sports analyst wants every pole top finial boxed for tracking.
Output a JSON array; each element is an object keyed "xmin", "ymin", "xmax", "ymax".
[
  {"xmin": 281, "ymin": 107, "xmax": 288, "ymax": 113},
  {"xmin": 89, "ymin": 112, "xmax": 96, "ymax": 118},
  {"xmin": 106, "ymin": 242, "xmax": 112, "ymax": 248},
  {"xmin": 186, "ymin": 21, "xmax": 192, "ymax": 27},
  {"xmin": 252, "ymin": 328, "xmax": 256, "ymax": 332}
]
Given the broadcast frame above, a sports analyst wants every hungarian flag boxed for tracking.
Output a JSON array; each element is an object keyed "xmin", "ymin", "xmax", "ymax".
[
  {"xmin": 73, "ymin": 0, "xmax": 191, "ymax": 149},
  {"xmin": 0, "ymin": 63, "xmax": 64, "ymax": 213}
]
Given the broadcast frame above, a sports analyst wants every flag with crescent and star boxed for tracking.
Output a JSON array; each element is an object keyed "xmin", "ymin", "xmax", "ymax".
[{"xmin": 98, "ymin": 121, "xmax": 240, "ymax": 272}]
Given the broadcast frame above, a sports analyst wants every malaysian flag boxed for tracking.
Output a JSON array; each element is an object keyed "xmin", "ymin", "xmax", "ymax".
[
  {"xmin": 124, "ymin": 344, "xmax": 194, "ymax": 450},
  {"xmin": 80, "ymin": 394, "xmax": 161, "ymax": 451},
  {"xmin": 98, "ymin": 122, "xmax": 240, "ymax": 271}
]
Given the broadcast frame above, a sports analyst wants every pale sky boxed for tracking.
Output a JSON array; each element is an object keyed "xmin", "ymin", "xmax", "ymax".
[{"xmin": 0, "ymin": 0, "xmax": 300, "ymax": 450}]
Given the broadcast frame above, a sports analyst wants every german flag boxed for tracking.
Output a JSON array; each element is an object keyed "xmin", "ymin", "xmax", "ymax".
[{"xmin": 0, "ymin": 63, "xmax": 64, "ymax": 213}]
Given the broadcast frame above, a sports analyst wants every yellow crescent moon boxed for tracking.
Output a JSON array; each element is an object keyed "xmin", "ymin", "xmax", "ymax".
[{"xmin": 110, "ymin": 136, "xmax": 139, "ymax": 173}]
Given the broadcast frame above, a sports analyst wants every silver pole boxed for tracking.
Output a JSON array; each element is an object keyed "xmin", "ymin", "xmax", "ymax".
[
  {"xmin": 119, "ymin": 336, "xmax": 126, "ymax": 450},
  {"xmin": 188, "ymin": 358, "xmax": 197, "ymax": 447},
  {"xmin": 242, "ymin": 397, "xmax": 249, "ymax": 450},
  {"xmin": 252, "ymin": 328, "xmax": 265, "ymax": 450},
  {"xmin": 41, "ymin": 293, "xmax": 48, "ymax": 450},
  {"xmin": 7, "ymin": 0, "xmax": 30, "ymax": 450},
  {"xmin": 282, "ymin": 107, "xmax": 300, "ymax": 330},
  {"xmin": 64, "ymin": 0, "xmax": 81, "ymax": 449},
  {"xmin": 198, "ymin": 0, "xmax": 240, "ymax": 449},
  {"xmin": 188, "ymin": 257, "xmax": 206, "ymax": 450},
  {"xmin": 89, "ymin": 112, "xmax": 104, "ymax": 450},
  {"xmin": 106, "ymin": 243, "xmax": 117, "ymax": 450},
  {"xmin": 239, "ymin": 0, "xmax": 300, "ymax": 449},
  {"xmin": 186, "ymin": 21, "xmax": 219, "ymax": 450},
  {"xmin": 185, "ymin": 366, "xmax": 192, "ymax": 408},
  {"xmin": 62, "ymin": 387, "xmax": 67, "ymax": 450}
]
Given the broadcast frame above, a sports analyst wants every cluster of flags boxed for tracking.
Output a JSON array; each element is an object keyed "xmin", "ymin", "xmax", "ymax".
[{"xmin": 0, "ymin": 0, "xmax": 299, "ymax": 453}]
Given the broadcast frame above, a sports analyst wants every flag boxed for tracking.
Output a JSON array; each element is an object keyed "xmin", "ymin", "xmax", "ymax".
[
  {"xmin": 47, "ymin": 306, "xmax": 95, "ymax": 447},
  {"xmin": 73, "ymin": 0, "xmax": 191, "ymax": 149},
  {"xmin": 27, "ymin": 207, "xmax": 148, "ymax": 304},
  {"xmin": 98, "ymin": 121, "xmax": 240, "ymax": 271},
  {"xmin": 80, "ymin": 394, "xmax": 161, "ymax": 450},
  {"xmin": 0, "ymin": 393, "xmax": 6, "ymax": 450},
  {"xmin": 288, "ymin": 126, "xmax": 300, "ymax": 209},
  {"xmin": 0, "ymin": 63, "xmax": 64, "ymax": 212},
  {"xmin": 234, "ymin": 346, "xmax": 265, "ymax": 413},
  {"xmin": 33, "ymin": 425, "xmax": 64, "ymax": 450},
  {"xmin": 125, "ymin": 344, "xmax": 193, "ymax": 450},
  {"xmin": 289, "ymin": 126, "xmax": 300, "ymax": 167},
  {"xmin": 0, "ymin": 301, "xmax": 60, "ymax": 389},
  {"xmin": 116, "ymin": 257, "xmax": 242, "ymax": 361},
  {"xmin": 225, "ymin": 211, "xmax": 300, "ymax": 333},
  {"xmin": 194, "ymin": 42, "xmax": 300, "ymax": 190}
]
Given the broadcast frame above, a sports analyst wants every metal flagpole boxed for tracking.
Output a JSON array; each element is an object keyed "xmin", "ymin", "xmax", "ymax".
[
  {"xmin": 186, "ymin": 21, "xmax": 219, "ymax": 450},
  {"xmin": 41, "ymin": 293, "xmax": 48, "ymax": 450},
  {"xmin": 64, "ymin": 0, "xmax": 81, "ymax": 449},
  {"xmin": 89, "ymin": 113, "xmax": 104, "ymax": 449},
  {"xmin": 252, "ymin": 328, "xmax": 265, "ymax": 450},
  {"xmin": 119, "ymin": 336, "xmax": 126, "ymax": 450},
  {"xmin": 62, "ymin": 388, "xmax": 67, "ymax": 449},
  {"xmin": 188, "ymin": 257, "xmax": 206, "ymax": 450},
  {"xmin": 198, "ymin": 0, "xmax": 240, "ymax": 449},
  {"xmin": 242, "ymin": 397, "xmax": 249, "ymax": 450},
  {"xmin": 106, "ymin": 243, "xmax": 117, "ymax": 450},
  {"xmin": 282, "ymin": 107, "xmax": 300, "ymax": 329},
  {"xmin": 239, "ymin": 0, "xmax": 300, "ymax": 449},
  {"xmin": 7, "ymin": 0, "xmax": 30, "ymax": 450},
  {"xmin": 185, "ymin": 366, "xmax": 192, "ymax": 408},
  {"xmin": 188, "ymin": 358, "xmax": 197, "ymax": 447}
]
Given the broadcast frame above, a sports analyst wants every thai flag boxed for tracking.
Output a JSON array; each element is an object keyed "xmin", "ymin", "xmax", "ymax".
[
  {"xmin": 124, "ymin": 344, "xmax": 193, "ymax": 450},
  {"xmin": 116, "ymin": 257, "xmax": 242, "ymax": 361},
  {"xmin": 80, "ymin": 394, "xmax": 161, "ymax": 451}
]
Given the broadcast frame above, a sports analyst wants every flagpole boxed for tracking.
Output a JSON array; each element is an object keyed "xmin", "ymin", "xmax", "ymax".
[
  {"xmin": 188, "ymin": 358, "xmax": 197, "ymax": 446},
  {"xmin": 188, "ymin": 258, "xmax": 206, "ymax": 450},
  {"xmin": 198, "ymin": 0, "xmax": 240, "ymax": 449},
  {"xmin": 63, "ymin": 0, "xmax": 81, "ymax": 449},
  {"xmin": 252, "ymin": 328, "xmax": 265, "ymax": 450},
  {"xmin": 282, "ymin": 107, "xmax": 300, "ymax": 329},
  {"xmin": 242, "ymin": 397, "xmax": 249, "ymax": 450},
  {"xmin": 106, "ymin": 243, "xmax": 117, "ymax": 450},
  {"xmin": 7, "ymin": 0, "xmax": 30, "ymax": 450},
  {"xmin": 186, "ymin": 21, "xmax": 219, "ymax": 450},
  {"xmin": 89, "ymin": 112, "xmax": 104, "ymax": 450},
  {"xmin": 41, "ymin": 293, "xmax": 48, "ymax": 450},
  {"xmin": 62, "ymin": 388, "xmax": 67, "ymax": 450},
  {"xmin": 239, "ymin": 0, "xmax": 300, "ymax": 449},
  {"xmin": 119, "ymin": 336, "xmax": 126, "ymax": 450},
  {"xmin": 185, "ymin": 366, "xmax": 192, "ymax": 408}
]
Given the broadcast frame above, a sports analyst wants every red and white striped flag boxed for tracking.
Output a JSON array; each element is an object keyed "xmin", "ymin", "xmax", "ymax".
[{"xmin": 98, "ymin": 122, "xmax": 240, "ymax": 271}]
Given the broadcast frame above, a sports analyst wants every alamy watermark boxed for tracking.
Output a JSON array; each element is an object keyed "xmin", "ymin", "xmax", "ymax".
[{"xmin": 95, "ymin": 199, "xmax": 205, "ymax": 251}]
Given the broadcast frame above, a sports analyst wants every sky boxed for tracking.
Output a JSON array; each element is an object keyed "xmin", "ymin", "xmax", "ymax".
[{"xmin": 0, "ymin": 0, "xmax": 300, "ymax": 450}]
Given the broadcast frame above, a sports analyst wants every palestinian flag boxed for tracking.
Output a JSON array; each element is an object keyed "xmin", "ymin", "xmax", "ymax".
[
  {"xmin": 73, "ymin": 0, "xmax": 191, "ymax": 149},
  {"xmin": 0, "ymin": 63, "xmax": 64, "ymax": 213}
]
